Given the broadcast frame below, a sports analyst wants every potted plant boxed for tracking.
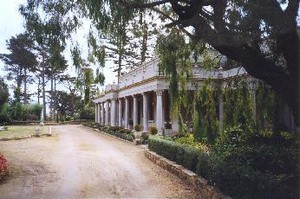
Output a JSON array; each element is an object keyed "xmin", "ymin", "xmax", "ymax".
[
  {"xmin": 164, "ymin": 121, "xmax": 172, "ymax": 136},
  {"xmin": 133, "ymin": 124, "xmax": 142, "ymax": 145}
]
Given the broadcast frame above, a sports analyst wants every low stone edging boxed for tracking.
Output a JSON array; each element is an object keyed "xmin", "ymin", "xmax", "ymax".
[{"xmin": 145, "ymin": 149, "xmax": 231, "ymax": 199}]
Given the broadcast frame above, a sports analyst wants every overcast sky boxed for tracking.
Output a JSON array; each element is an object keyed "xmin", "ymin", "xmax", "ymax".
[{"xmin": 0, "ymin": 0, "xmax": 116, "ymax": 101}]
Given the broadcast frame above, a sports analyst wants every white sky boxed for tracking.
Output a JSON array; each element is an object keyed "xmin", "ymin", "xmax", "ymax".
[{"xmin": 0, "ymin": 0, "xmax": 116, "ymax": 102}]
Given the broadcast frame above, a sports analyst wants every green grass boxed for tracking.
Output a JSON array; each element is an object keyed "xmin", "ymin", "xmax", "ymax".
[{"xmin": 0, "ymin": 125, "xmax": 47, "ymax": 139}]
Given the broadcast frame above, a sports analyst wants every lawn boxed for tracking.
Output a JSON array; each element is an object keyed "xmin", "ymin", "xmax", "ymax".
[{"xmin": 0, "ymin": 125, "xmax": 48, "ymax": 139}]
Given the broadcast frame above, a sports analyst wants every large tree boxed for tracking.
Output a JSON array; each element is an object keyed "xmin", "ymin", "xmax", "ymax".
[
  {"xmin": 19, "ymin": 0, "xmax": 77, "ymax": 119},
  {"xmin": 20, "ymin": 0, "xmax": 299, "ymax": 131},
  {"xmin": 105, "ymin": 0, "xmax": 300, "ymax": 132},
  {"xmin": 0, "ymin": 33, "xmax": 37, "ymax": 104}
]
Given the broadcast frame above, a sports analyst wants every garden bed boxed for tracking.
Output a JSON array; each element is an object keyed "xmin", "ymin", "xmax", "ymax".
[{"xmin": 148, "ymin": 133, "xmax": 299, "ymax": 199}]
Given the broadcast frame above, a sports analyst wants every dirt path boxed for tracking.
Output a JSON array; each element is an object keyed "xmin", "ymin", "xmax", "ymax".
[{"xmin": 0, "ymin": 125, "xmax": 199, "ymax": 199}]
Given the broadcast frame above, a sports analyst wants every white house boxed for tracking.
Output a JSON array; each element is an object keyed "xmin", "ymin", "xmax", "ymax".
[{"xmin": 93, "ymin": 58, "xmax": 247, "ymax": 134}]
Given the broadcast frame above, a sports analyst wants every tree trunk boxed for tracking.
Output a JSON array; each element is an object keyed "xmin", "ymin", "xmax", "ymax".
[
  {"xmin": 50, "ymin": 75, "xmax": 54, "ymax": 120},
  {"xmin": 42, "ymin": 55, "xmax": 46, "ymax": 121},
  {"xmin": 117, "ymin": 53, "xmax": 122, "ymax": 84},
  {"xmin": 37, "ymin": 76, "xmax": 40, "ymax": 104},
  {"xmin": 24, "ymin": 69, "xmax": 27, "ymax": 104}
]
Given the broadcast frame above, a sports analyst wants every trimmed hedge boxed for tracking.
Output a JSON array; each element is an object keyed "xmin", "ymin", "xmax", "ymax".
[
  {"xmin": 148, "ymin": 135, "xmax": 206, "ymax": 173},
  {"xmin": 148, "ymin": 134, "xmax": 299, "ymax": 199}
]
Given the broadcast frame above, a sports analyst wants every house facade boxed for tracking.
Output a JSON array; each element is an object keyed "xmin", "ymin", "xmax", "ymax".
[{"xmin": 93, "ymin": 58, "xmax": 247, "ymax": 134}]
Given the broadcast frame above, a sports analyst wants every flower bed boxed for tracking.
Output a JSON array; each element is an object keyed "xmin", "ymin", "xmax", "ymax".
[{"xmin": 0, "ymin": 153, "xmax": 8, "ymax": 181}]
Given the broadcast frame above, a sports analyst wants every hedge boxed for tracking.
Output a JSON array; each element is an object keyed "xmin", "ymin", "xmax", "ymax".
[
  {"xmin": 148, "ymin": 135, "xmax": 207, "ymax": 173},
  {"xmin": 148, "ymin": 135, "xmax": 299, "ymax": 199}
]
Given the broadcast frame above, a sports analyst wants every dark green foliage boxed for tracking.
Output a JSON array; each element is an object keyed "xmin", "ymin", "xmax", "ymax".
[
  {"xmin": 104, "ymin": 126, "xmax": 134, "ymax": 142},
  {"xmin": 223, "ymin": 80, "xmax": 255, "ymax": 134},
  {"xmin": 255, "ymin": 82, "xmax": 275, "ymax": 131},
  {"xmin": 0, "ymin": 103, "xmax": 11, "ymax": 124},
  {"xmin": 119, "ymin": 128, "xmax": 132, "ymax": 134},
  {"xmin": 0, "ymin": 103, "xmax": 42, "ymax": 123},
  {"xmin": 193, "ymin": 81, "xmax": 218, "ymax": 143},
  {"xmin": 149, "ymin": 126, "xmax": 158, "ymax": 135},
  {"xmin": 0, "ymin": 78, "xmax": 9, "ymax": 107},
  {"xmin": 24, "ymin": 104, "xmax": 42, "ymax": 120},
  {"xmin": 134, "ymin": 124, "xmax": 141, "ymax": 131},
  {"xmin": 141, "ymin": 132, "xmax": 149, "ymax": 144},
  {"xmin": 149, "ymin": 129, "xmax": 299, "ymax": 199},
  {"xmin": 208, "ymin": 130, "xmax": 300, "ymax": 199},
  {"xmin": 79, "ymin": 105, "xmax": 94, "ymax": 120},
  {"xmin": 148, "ymin": 136, "xmax": 205, "ymax": 173}
]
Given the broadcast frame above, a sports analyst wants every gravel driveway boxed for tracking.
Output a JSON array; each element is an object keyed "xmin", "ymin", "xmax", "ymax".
[{"xmin": 0, "ymin": 125, "xmax": 199, "ymax": 199}]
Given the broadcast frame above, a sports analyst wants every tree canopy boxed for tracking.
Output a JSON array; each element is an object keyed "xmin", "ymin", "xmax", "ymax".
[
  {"xmin": 110, "ymin": 0, "xmax": 300, "ymax": 131},
  {"xmin": 17, "ymin": 0, "xmax": 300, "ymax": 131}
]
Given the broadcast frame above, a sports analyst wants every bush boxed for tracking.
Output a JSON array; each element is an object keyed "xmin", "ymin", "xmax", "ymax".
[
  {"xmin": 148, "ymin": 129, "xmax": 299, "ymax": 199},
  {"xmin": 208, "ymin": 130, "xmax": 300, "ymax": 199},
  {"xmin": 0, "ymin": 103, "xmax": 11, "ymax": 124},
  {"xmin": 25, "ymin": 104, "xmax": 42, "ymax": 121},
  {"xmin": 134, "ymin": 124, "xmax": 141, "ymax": 131},
  {"xmin": 149, "ymin": 126, "xmax": 158, "ymax": 135},
  {"xmin": 141, "ymin": 132, "xmax": 149, "ymax": 144},
  {"xmin": 149, "ymin": 136, "xmax": 206, "ymax": 173},
  {"xmin": 0, "ymin": 153, "xmax": 8, "ymax": 181}
]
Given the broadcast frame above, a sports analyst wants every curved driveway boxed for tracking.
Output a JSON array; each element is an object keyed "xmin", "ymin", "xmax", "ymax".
[{"xmin": 0, "ymin": 125, "xmax": 199, "ymax": 198}]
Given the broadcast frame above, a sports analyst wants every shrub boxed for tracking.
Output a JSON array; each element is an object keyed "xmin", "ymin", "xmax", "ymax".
[
  {"xmin": 0, "ymin": 153, "xmax": 8, "ymax": 181},
  {"xmin": 141, "ymin": 132, "xmax": 149, "ymax": 144},
  {"xmin": 148, "ymin": 136, "xmax": 206, "ymax": 173},
  {"xmin": 208, "ymin": 130, "xmax": 300, "ymax": 199},
  {"xmin": 26, "ymin": 104, "xmax": 42, "ymax": 121},
  {"xmin": 134, "ymin": 124, "xmax": 141, "ymax": 131},
  {"xmin": 0, "ymin": 103, "xmax": 11, "ymax": 124},
  {"xmin": 119, "ymin": 129, "xmax": 132, "ymax": 134},
  {"xmin": 149, "ymin": 126, "xmax": 158, "ymax": 135},
  {"xmin": 110, "ymin": 126, "xmax": 122, "ymax": 132}
]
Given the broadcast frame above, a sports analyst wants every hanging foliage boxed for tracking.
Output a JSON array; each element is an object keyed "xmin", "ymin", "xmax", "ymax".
[
  {"xmin": 255, "ymin": 81, "xmax": 275, "ymax": 133},
  {"xmin": 156, "ymin": 30, "xmax": 194, "ymax": 133},
  {"xmin": 193, "ymin": 80, "xmax": 219, "ymax": 143},
  {"xmin": 223, "ymin": 79, "xmax": 255, "ymax": 134}
]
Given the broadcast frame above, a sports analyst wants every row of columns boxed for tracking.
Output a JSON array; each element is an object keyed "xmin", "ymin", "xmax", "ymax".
[{"xmin": 94, "ymin": 90, "xmax": 163, "ymax": 132}]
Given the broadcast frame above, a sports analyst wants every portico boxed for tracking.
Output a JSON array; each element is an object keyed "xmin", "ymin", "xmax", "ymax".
[{"xmin": 93, "ymin": 58, "xmax": 247, "ymax": 134}]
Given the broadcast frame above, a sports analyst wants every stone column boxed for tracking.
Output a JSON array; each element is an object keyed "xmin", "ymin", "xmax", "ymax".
[
  {"xmin": 95, "ymin": 103, "xmax": 98, "ymax": 123},
  {"xmin": 125, "ymin": 97, "xmax": 129, "ymax": 128},
  {"xmin": 118, "ymin": 99, "xmax": 122, "ymax": 127},
  {"xmin": 98, "ymin": 103, "xmax": 101, "ymax": 123},
  {"xmin": 133, "ymin": 95, "xmax": 138, "ymax": 128},
  {"xmin": 101, "ymin": 102, "xmax": 105, "ymax": 125},
  {"xmin": 156, "ymin": 90, "xmax": 163, "ymax": 134},
  {"xmin": 143, "ymin": 92, "xmax": 148, "ymax": 132},
  {"xmin": 105, "ymin": 101, "xmax": 109, "ymax": 126},
  {"xmin": 111, "ymin": 99, "xmax": 116, "ymax": 126}
]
